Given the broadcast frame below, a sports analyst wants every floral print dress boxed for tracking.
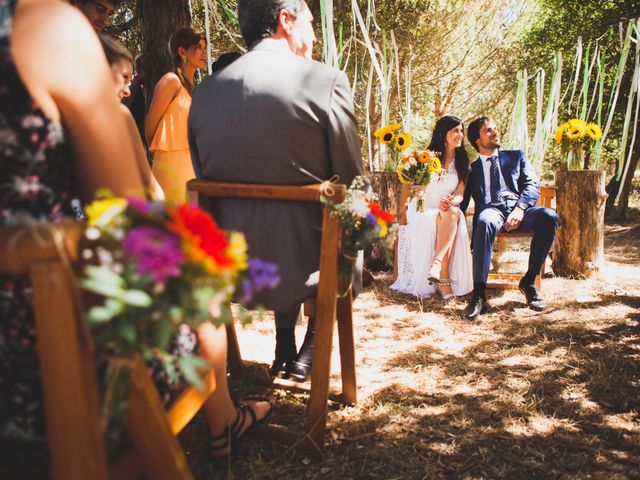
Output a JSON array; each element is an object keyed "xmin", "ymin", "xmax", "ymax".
[
  {"xmin": 0, "ymin": 0, "xmax": 79, "ymax": 444},
  {"xmin": 0, "ymin": 0, "xmax": 195, "ymax": 446}
]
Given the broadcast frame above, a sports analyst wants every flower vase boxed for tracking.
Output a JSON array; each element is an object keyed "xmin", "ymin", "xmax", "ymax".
[
  {"xmin": 337, "ymin": 250, "xmax": 357, "ymax": 298},
  {"xmin": 383, "ymin": 149, "xmax": 399, "ymax": 172},
  {"xmin": 567, "ymin": 145, "xmax": 585, "ymax": 171}
]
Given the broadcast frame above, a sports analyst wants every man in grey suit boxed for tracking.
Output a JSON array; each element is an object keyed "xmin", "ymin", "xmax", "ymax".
[{"xmin": 188, "ymin": 0, "xmax": 364, "ymax": 382}]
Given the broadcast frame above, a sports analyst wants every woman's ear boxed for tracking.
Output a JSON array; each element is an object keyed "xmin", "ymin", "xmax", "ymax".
[{"xmin": 177, "ymin": 46, "xmax": 186, "ymax": 62}]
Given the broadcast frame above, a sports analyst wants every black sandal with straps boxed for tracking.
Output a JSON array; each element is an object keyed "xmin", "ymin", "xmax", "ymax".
[{"xmin": 209, "ymin": 404, "xmax": 257, "ymax": 458}]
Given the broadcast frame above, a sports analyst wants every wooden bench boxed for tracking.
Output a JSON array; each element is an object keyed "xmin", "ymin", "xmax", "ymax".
[
  {"xmin": 0, "ymin": 220, "xmax": 217, "ymax": 479},
  {"xmin": 487, "ymin": 185, "xmax": 556, "ymax": 290},
  {"xmin": 391, "ymin": 185, "xmax": 557, "ymax": 290},
  {"xmin": 187, "ymin": 180, "xmax": 357, "ymax": 456}
]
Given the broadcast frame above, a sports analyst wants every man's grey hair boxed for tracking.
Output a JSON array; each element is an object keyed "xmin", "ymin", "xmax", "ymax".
[{"xmin": 238, "ymin": 0, "xmax": 307, "ymax": 49}]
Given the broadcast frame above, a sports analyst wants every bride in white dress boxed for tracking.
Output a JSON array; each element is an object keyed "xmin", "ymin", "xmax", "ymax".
[{"xmin": 391, "ymin": 115, "xmax": 473, "ymax": 299}]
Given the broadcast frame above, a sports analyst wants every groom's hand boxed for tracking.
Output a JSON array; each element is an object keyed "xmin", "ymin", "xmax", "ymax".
[{"xmin": 505, "ymin": 207, "xmax": 524, "ymax": 231}]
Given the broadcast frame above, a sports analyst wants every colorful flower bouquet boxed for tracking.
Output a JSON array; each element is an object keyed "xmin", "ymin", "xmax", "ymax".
[
  {"xmin": 322, "ymin": 176, "xmax": 397, "ymax": 295},
  {"xmin": 554, "ymin": 118, "xmax": 603, "ymax": 170},
  {"xmin": 374, "ymin": 122, "xmax": 412, "ymax": 172},
  {"xmin": 80, "ymin": 193, "xmax": 280, "ymax": 386},
  {"xmin": 396, "ymin": 150, "xmax": 444, "ymax": 211}
]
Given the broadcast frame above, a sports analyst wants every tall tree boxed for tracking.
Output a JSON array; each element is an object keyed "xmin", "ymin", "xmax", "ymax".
[{"xmin": 138, "ymin": 0, "xmax": 191, "ymax": 100}]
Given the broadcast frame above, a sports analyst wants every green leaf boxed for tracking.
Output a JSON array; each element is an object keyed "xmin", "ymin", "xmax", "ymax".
[
  {"xmin": 178, "ymin": 355, "xmax": 208, "ymax": 390},
  {"xmin": 87, "ymin": 305, "xmax": 117, "ymax": 324},
  {"xmin": 84, "ymin": 265, "xmax": 124, "ymax": 289},
  {"xmin": 82, "ymin": 279, "xmax": 124, "ymax": 298},
  {"xmin": 121, "ymin": 289, "xmax": 152, "ymax": 307},
  {"xmin": 118, "ymin": 322, "xmax": 137, "ymax": 344},
  {"xmin": 155, "ymin": 315, "xmax": 173, "ymax": 350}
]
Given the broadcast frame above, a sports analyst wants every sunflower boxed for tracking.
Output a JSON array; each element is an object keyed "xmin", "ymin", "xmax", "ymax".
[
  {"xmin": 586, "ymin": 122, "xmax": 602, "ymax": 141},
  {"xmin": 394, "ymin": 133, "xmax": 411, "ymax": 150},
  {"xmin": 554, "ymin": 123, "xmax": 568, "ymax": 145},
  {"xmin": 418, "ymin": 151, "xmax": 431, "ymax": 164},
  {"xmin": 568, "ymin": 118, "xmax": 588, "ymax": 130},
  {"xmin": 396, "ymin": 164, "xmax": 410, "ymax": 184},
  {"xmin": 566, "ymin": 126, "xmax": 584, "ymax": 141},
  {"xmin": 427, "ymin": 157, "xmax": 443, "ymax": 174},
  {"xmin": 373, "ymin": 123, "xmax": 401, "ymax": 145}
]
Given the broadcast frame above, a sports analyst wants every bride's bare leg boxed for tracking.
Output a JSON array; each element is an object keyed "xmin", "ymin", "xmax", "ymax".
[
  {"xmin": 430, "ymin": 207, "xmax": 461, "ymax": 276},
  {"xmin": 196, "ymin": 322, "xmax": 271, "ymax": 447}
]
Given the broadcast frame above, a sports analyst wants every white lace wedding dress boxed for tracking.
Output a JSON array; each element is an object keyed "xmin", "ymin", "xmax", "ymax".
[{"xmin": 390, "ymin": 163, "xmax": 473, "ymax": 297}]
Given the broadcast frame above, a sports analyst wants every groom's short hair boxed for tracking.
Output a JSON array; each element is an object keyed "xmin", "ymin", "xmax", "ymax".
[
  {"xmin": 467, "ymin": 116, "xmax": 491, "ymax": 152},
  {"xmin": 238, "ymin": 0, "xmax": 307, "ymax": 49}
]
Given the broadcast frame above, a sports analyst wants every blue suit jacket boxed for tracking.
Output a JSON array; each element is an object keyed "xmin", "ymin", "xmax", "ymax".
[{"xmin": 461, "ymin": 149, "xmax": 540, "ymax": 233}]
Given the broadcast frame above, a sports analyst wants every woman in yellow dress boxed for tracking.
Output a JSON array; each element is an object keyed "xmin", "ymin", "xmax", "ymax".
[{"xmin": 145, "ymin": 27, "xmax": 206, "ymax": 203}]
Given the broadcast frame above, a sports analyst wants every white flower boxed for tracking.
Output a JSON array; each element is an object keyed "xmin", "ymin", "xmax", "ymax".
[
  {"xmin": 46, "ymin": 122, "xmax": 64, "ymax": 147},
  {"xmin": 346, "ymin": 196, "xmax": 370, "ymax": 218},
  {"xmin": 21, "ymin": 114, "xmax": 45, "ymax": 129}
]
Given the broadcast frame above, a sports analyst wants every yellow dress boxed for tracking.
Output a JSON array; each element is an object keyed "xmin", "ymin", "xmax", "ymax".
[{"xmin": 149, "ymin": 86, "xmax": 195, "ymax": 204}]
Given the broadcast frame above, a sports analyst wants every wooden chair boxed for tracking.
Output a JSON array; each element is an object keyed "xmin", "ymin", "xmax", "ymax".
[
  {"xmin": 487, "ymin": 185, "xmax": 556, "ymax": 290},
  {"xmin": 0, "ymin": 220, "xmax": 217, "ymax": 480},
  {"xmin": 187, "ymin": 180, "xmax": 357, "ymax": 456}
]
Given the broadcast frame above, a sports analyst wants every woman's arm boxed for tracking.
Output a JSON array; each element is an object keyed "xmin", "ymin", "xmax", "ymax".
[
  {"xmin": 144, "ymin": 72, "xmax": 182, "ymax": 144},
  {"xmin": 120, "ymin": 105, "xmax": 164, "ymax": 200},
  {"xmin": 12, "ymin": 0, "xmax": 145, "ymax": 201},
  {"xmin": 450, "ymin": 180, "xmax": 466, "ymax": 206}
]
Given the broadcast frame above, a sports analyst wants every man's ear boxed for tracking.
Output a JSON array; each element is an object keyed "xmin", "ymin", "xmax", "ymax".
[{"xmin": 276, "ymin": 9, "xmax": 295, "ymax": 36}]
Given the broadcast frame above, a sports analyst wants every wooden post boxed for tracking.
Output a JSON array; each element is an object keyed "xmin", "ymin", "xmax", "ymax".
[{"xmin": 552, "ymin": 170, "xmax": 607, "ymax": 277}]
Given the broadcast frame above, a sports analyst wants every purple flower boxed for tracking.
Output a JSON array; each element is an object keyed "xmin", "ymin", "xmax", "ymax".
[
  {"xmin": 239, "ymin": 259, "xmax": 280, "ymax": 304},
  {"xmin": 122, "ymin": 226, "xmax": 185, "ymax": 285},
  {"xmin": 365, "ymin": 213, "xmax": 377, "ymax": 225},
  {"xmin": 126, "ymin": 196, "xmax": 152, "ymax": 215}
]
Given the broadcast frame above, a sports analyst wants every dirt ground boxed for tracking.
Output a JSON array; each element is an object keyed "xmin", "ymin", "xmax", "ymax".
[{"xmin": 181, "ymin": 210, "xmax": 640, "ymax": 480}]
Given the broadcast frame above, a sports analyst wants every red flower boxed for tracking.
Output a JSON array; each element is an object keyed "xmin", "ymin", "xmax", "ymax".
[
  {"xmin": 368, "ymin": 202, "xmax": 395, "ymax": 223},
  {"xmin": 167, "ymin": 204, "xmax": 234, "ymax": 270}
]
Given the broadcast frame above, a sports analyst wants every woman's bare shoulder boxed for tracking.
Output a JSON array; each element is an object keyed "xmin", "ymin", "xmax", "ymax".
[{"xmin": 155, "ymin": 72, "xmax": 182, "ymax": 93}]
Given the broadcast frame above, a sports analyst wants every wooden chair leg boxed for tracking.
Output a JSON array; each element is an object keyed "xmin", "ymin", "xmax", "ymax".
[
  {"xmin": 125, "ymin": 358, "xmax": 193, "ymax": 480},
  {"xmin": 337, "ymin": 290, "xmax": 357, "ymax": 405},
  {"xmin": 305, "ymin": 209, "xmax": 341, "ymax": 455},
  {"xmin": 224, "ymin": 303, "xmax": 244, "ymax": 378},
  {"xmin": 31, "ymin": 262, "xmax": 109, "ymax": 480}
]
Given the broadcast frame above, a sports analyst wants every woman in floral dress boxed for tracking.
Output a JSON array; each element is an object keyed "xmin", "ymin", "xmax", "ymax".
[{"xmin": 1, "ymin": 0, "xmax": 271, "ymax": 459}]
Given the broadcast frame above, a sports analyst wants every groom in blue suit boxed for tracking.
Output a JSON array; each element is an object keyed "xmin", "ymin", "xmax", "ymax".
[{"xmin": 460, "ymin": 117, "xmax": 558, "ymax": 319}]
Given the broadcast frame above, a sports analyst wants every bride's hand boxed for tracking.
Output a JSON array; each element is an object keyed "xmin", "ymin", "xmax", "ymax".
[{"xmin": 439, "ymin": 196, "xmax": 452, "ymax": 211}]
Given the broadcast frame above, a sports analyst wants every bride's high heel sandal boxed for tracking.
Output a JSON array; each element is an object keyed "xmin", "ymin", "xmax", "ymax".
[
  {"xmin": 435, "ymin": 279, "xmax": 455, "ymax": 301},
  {"xmin": 427, "ymin": 260, "xmax": 442, "ymax": 284}
]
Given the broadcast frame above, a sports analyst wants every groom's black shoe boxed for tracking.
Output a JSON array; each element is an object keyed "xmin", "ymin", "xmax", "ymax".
[
  {"xmin": 287, "ymin": 328, "xmax": 314, "ymax": 383},
  {"xmin": 464, "ymin": 295, "xmax": 487, "ymax": 320},
  {"xmin": 518, "ymin": 283, "xmax": 546, "ymax": 311}
]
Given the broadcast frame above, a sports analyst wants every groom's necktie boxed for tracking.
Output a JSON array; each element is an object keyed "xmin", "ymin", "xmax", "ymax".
[{"xmin": 488, "ymin": 155, "xmax": 501, "ymax": 204}]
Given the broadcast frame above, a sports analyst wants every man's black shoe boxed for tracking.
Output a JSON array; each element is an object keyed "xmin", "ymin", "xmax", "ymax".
[
  {"xmin": 464, "ymin": 295, "xmax": 487, "ymax": 320},
  {"xmin": 518, "ymin": 284, "xmax": 546, "ymax": 311}
]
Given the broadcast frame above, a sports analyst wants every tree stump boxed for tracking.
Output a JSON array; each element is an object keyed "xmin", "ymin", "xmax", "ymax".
[
  {"xmin": 552, "ymin": 170, "xmax": 608, "ymax": 277},
  {"xmin": 365, "ymin": 172, "xmax": 401, "ymax": 271}
]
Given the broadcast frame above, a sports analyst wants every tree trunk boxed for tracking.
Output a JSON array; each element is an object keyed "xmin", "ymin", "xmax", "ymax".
[
  {"xmin": 605, "ymin": 138, "xmax": 640, "ymax": 222},
  {"xmin": 365, "ymin": 171, "xmax": 401, "ymax": 271},
  {"xmin": 139, "ymin": 0, "xmax": 191, "ymax": 102},
  {"xmin": 552, "ymin": 170, "xmax": 608, "ymax": 278}
]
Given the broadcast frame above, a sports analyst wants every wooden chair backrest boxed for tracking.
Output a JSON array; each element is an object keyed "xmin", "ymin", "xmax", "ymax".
[
  {"xmin": 187, "ymin": 179, "xmax": 350, "ymax": 453},
  {"xmin": 0, "ymin": 220, "xmax": 217, "ymax": 480}
]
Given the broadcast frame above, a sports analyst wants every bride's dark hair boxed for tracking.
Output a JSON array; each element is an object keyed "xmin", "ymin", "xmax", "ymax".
[{"xmin": 427, "ymin": 115, "xmax": 470, "ymax": 184}]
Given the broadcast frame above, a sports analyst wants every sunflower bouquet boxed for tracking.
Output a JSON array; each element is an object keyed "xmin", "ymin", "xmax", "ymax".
[
  {"xmin": 396, "ymin": 150, "xmax": 444, "ymax": 211},
  {"xmin": 81, "ymin": 193, "xmax": 280, "ymax": 386},
  {"xmin": 554, "ymin": 118, "xmax": 603, "ymax": 170},
  {"xmin": 374, "ymin": 122, "xmax": 412, "ymax": 172}
]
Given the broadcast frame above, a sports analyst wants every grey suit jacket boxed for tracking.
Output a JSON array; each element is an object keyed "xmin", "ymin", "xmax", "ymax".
[{"xmin": 188, "ymin": 40, "xmax": 364, "ymax": 312}]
